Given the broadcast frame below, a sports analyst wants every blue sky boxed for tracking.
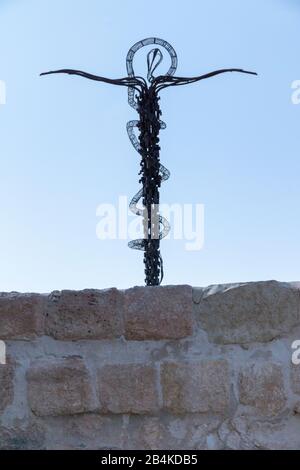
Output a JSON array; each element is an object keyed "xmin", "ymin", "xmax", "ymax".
[{"xmin": 0, "ymin": 0, "xmax": 299, "ymax": 292}]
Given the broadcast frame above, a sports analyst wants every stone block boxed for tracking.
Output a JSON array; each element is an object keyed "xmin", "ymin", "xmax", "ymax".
[
  {"xmin": 27, "ymin": 357, "xmax": 95, "ymax": 416},
  {"xmin": 161, "ymin": 360, "xmax": 230, "ymax": 414},
  {"xmin": 98, "ymin": 364, "xmax": 159, "ymax": 414},
  {"xmin": 238, "ymin": 362, "xmax": 286, "ymax": 416},
  {"xmin": 124, "ymin": 286, "xmax": 193, "ymax": 340},
  {"xmin": 0, "ymin": 293, "xmax": 45, "ymax": 340},
  {"xmin": 194, "ymin": 281, "xmax": 300, "ymax": 344},
  {"xmin": 45, "ymin": 289, "xmax": 123, "ymax": 340}
]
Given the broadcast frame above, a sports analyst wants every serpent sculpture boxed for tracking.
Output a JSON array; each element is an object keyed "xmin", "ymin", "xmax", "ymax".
[{"xmin": 41, "ymin": 37, "xmax": 256, "ymax": 286}]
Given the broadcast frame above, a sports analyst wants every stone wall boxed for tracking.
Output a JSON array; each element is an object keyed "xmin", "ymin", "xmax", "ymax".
[{"xmin": 1, "ymin": 281, "xmax": 300, "ymax": 450}]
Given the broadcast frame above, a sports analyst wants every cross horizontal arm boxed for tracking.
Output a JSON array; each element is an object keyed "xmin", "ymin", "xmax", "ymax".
[
  {"xmin": 40, "ymin": 69, "xmax": 145, "ymax": 91},
  {"xmin": 154, "ymin": 68, "xmax": 257, "ymax": 91}
]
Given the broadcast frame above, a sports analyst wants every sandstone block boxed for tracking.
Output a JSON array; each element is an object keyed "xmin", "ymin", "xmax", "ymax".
[
  {"xmin": 0, "ymin": 293, "xmax": 45, "ymax": 340},
  {"xmin": 293, "ymin": 401, "xmax": 300, "ymax": 414},
  {"xmin": 238, "ymin": 362, "xmax": 286, "ymax": 416},
  {"xmin": 219, "ymin": 414, "xmax": 300, "ymax": 450},
  {"xmin": 27, "ymin": 357, "xmax": 95, "ymax": 416},
  {"xmin": 45, "ymin": 289, "xmax": 123, "ymax": 340},
  {"xmin": 0, "ymin": 423, "xmax": 45, "ymax": 450},
  {"xmin": 194, "ymin": 281, "xmax": 300, "ymax": 344},
  {"xmin": 161, "ymin": 360, "xmax": 230, "ymax": 414},
  {"xmin": 290, "ymin": 365, "xmax": 300, "ymax": 395},
  {"xmin": 124, "ymin": 285, "xmax": 193, "ymax": 340},
  {"xmin": 0, "ymin": 363, "xmax": 14, "ymax": 414},
  {"xmin": 44, "ymin": 415, "xmax": 124, "ymax": 450},
  {"xmin": 128, "ymin": 415, "xmax": 222, "ymax": 450},
  {"xmin": 98, "ymin": 364, "xmax": 159, "ymax": 414}
]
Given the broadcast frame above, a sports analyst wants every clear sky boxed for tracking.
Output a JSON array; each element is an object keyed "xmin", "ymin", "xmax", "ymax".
[{"xmin": 0, "ymin": 0, "xmax": 299, "ymax": 292}]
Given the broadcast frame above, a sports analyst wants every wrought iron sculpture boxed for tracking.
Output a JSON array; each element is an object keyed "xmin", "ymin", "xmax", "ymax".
[{"xmin": 41, "ymin": 37, "xmax": 256, "ymax": 286}]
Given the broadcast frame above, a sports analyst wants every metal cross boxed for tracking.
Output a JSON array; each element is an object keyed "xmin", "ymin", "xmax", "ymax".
[{"xmin": 41, "ymin": 37, "xmax": 256, "ymax": 286}]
